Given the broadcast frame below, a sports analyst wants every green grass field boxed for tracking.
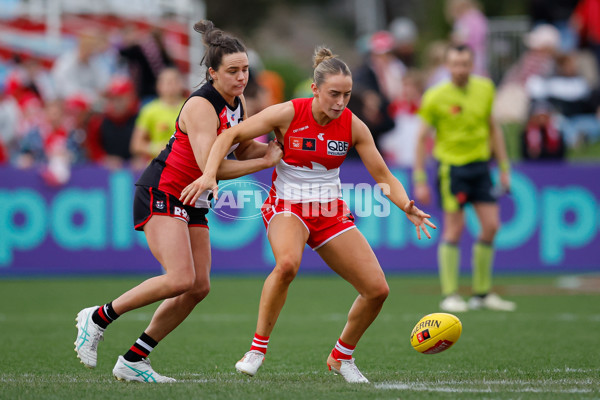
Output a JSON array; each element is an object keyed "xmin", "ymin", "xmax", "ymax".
[{"xmin": 0, "ymin": 274, "xmax": 599, "ymax": 399}]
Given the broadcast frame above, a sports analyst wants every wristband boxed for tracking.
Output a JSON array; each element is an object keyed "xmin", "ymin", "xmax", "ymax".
[
  {"xmin": 413, "ymin": 169, "xmax": 427, "ymax": 184},
  {"xmin": 499, "ymin": 160, "xmax": 510, "ymax": 173}
]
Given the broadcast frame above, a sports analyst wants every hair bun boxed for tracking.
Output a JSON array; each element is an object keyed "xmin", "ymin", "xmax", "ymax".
[
  {"xmin": 193, "ymin": 20, "xmax": 214, "ymax": 35},
  {"xmin": 194, "ymin": 20, "xmax": 224, "ymax": 47},
  {"xmin": 313, "ymin": 46, "xmax": 336, "ymax": 68}
]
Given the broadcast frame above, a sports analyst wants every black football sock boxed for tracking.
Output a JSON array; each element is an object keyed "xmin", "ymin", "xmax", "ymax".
[
  {"xmin": 123, "ymin": 332, "xmax": 159, "ymax": 363},
  {"xmin": 91, "ymin": 302, "xmax": 120, "ymax": 329}
]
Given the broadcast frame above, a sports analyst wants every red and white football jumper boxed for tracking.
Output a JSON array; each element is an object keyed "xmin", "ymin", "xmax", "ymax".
[{"xmin": 261, "ymin": 97, "xmax": 356, "ymax": 249}]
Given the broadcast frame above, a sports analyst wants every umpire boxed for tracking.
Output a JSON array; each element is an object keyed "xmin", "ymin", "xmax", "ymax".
[{"xmin": 413, "ymin": 44, "xmax": 516, "ymax": 313}]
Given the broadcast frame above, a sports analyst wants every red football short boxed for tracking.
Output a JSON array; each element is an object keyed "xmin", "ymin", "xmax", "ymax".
[{"xmin": 261, "ymin": 197, "xmax": 356, "ymax": 250}]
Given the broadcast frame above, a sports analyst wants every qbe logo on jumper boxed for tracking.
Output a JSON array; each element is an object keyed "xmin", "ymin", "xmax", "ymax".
[
  {"xmin": 212, "ymin": 180, "xmax": 271, "ymax": 221},
  {"xmin": 327, "ymin": 140, "xmax": 348, "ymax": 156}
]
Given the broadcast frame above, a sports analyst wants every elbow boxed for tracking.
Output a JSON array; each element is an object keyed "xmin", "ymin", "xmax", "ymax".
[{"xmin": 221, "ymin": 128, "xmax": 242, "ymax": 145}]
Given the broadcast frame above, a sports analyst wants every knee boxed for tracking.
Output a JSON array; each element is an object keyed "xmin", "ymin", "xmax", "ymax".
[
  {"xmin": 481, "ymin": 220, "xmax": 500, "ymax": 241},
  {"xmin": 273, "ymin": 257, "xmax": 301, "ymax": 285},
  {"xmin": 186, "ymin": 281, "xmax": 210, "ymax": 304},
  {"xmin": 365, "ymin": 281, "xmax": 390, "ymax": 303},
  {"xmin": 443, "ymin": 225, "xmax": 464, "ymax": 243},
  {"xmin": 164, "ymin": 273, "xmax": 195, "ymax": 297}
]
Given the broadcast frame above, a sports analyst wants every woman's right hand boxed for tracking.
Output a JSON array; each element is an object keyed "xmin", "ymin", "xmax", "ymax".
[
  {"xmin": 180, "ymin": 175, "xmax": 218, "ymax": 205},
  {"xmin": 263, "ymin": 139, "xmax": 284, "ymax": 167}
]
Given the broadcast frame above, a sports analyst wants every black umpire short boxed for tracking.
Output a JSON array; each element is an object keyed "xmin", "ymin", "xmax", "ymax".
[{"xmin": 437, "ymin": 161, "xmax": 495, "ymax": 212}]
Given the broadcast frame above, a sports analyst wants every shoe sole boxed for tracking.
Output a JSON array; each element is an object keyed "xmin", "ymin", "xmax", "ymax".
[
  {"xmin": 235, "ymin": 366, "xmax": 256, "ymax": 377},
  {"xmin": 114, "ymin": 372, "xmax": 176, "ymax": 383},
  {"xmin": 74, "ymin": 311, "xmax": 95, "ymax": 369},
  {"xmin": 113, "ymin": 374, "xmax": 148, "ymax": 382}
]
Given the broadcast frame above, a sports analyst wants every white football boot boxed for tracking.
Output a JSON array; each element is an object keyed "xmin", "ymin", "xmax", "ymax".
[
  {"xmin": 328, "ymin": 357, "xmax": 369, "ymax": 383},
  {"xmin": 235, "ymin": 350, "xmax": 265, "ymax": 377},
  {"xmin": 113, "ymin": 355, "xmax": 176, "ymax": 383},
  {"xmin": 74, "ymin": 306, "xmax": 105, "ymax": 368},
  {"xmin": 469, "ymin": 293, "xmax": 516, "ymax": 311},
  {"xmin": 440, "ymin": 294, "xmax": 468, "ymax": 312}
]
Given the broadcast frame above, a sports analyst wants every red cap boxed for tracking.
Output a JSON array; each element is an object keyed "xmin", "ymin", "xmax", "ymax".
[
  {"xmin": 106, "ymin": 77, "xmax": 135, "ymax": 96},
  {"xmin": 65, "ymin": 94, "xmax": 90, "ymax": 112},
  {"xmin": 370, "ymin": 31, "xmax": 395, "ymax": 54}
]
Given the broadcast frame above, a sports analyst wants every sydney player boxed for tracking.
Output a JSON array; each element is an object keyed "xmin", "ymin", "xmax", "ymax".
[{"xmin": 181, "ymin": 46, "xmax": 436, "ymax": 383}]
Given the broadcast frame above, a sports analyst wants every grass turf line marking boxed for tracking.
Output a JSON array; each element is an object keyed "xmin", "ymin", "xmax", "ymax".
[{"xmin": 375, "ymin": 382, "xmax": 594, "ymax": 393}]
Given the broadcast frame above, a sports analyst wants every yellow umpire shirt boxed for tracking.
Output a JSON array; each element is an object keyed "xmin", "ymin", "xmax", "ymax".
[{"xmin": 418, "ymin": 76, "xmax": 495, "ymax": 166}]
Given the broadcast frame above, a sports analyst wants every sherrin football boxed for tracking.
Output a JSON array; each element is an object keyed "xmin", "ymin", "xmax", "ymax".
[{"xmin": 410, "ymin": 313, "xmax": 462, "ymax": 354}]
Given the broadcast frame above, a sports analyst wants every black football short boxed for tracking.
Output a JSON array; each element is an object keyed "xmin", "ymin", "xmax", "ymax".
[
  {"xmin": 437, "ymin": 161, "xmax": 495, "ymax": 212},
  {"xmin": 133, "ymin": 185, "xmax": 209, "ymax": 231}
]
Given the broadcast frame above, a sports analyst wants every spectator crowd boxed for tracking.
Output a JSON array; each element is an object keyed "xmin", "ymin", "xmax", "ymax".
[
  {"xmin": 2, "ymin": 0, "xmax": 600, "ymax": 186},
  {"xmin": 349, "ymin": 0, "xmax": 600, "ymax": 165}
]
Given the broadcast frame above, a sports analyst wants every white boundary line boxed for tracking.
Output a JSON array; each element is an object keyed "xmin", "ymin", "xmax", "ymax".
[{"xmin": 374, "ymin": 382, "xmax": 596, "ymax": 393}]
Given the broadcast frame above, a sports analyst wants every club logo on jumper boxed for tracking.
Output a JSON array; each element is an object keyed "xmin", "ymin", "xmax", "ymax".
[
  {"xmin": 290, "ymin": 137, "xmax": 316, "ymax": 151},
  {"xmin": 416, "ymin": 329, "xmax": 431, "ymax": 343},
  {"xmin": 327, "ymin": 140, "xmax": 349, "ymax": 156},
  {"xmin": 155, "ymin": 200, "xmax": 165, "ymax": 210},
  {"xmin": 317, "ymin": 133, "xmax": 324, "ymax": 141},
  {"xmin": 218, "ymin": 108, "xmax": 243, "ymax": 132}
]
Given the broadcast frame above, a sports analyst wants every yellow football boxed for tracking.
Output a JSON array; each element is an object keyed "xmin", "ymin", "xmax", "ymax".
[{"xmin": 410, "ymin": 313, "xmax": 462, "ymax": 354}]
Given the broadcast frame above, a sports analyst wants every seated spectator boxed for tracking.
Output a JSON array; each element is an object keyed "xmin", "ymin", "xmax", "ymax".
[
  {"xmin": 362, "ymin": 30, "xmax": 406, "ymax": 104},
  {"xmin": 118, "ymin": 26, "xmax": 175, "ymax": 104},
  {"xmin": 527, "ymin": 52, "xmax": 600, "ymax": 148},
  {"xmin": 51, "ymin": 28, "xmax": 111, "ymax": 107},
  {"xmin": 522, "ymin": 102, "xmax": 565, "ymax": 160},
  {"xmin": 530, "ymin": 0, "xmax": 578, "ymax": 51},
  {"xmin": 0, "ymin": 80, "xmax": 21, "ymax": 163},
  {"xmin": 16, "ymin": 99, "xmax": 71, "ymax": 185},
  {"xmin": 8, "ymin": 54, "xmax": 55, "ymax": 103},
  {"xmin": 389, "ymin": 17, "xmax": 418, "ymax": 68},
  {"xmin": 130, "ymin": 68, "xmax": 185, "ymax": 163},
  {"xmin": 351, "ymin": 31, "xmax": 402, "ymax": 151},
  {"xmin": 87, "ymin": 77, "xmax": 140, "ymax": 169},
  {"xmin": 63, "ymin": 94, "xmax": 102, "ymax": 165},
  {"xmin": 4, "ymin": 70, "xmax": 41, "ymax": 110},
  {"xmin": 379, "ymin": 69, "xmax": 427, "ymax": 167},
  {"xmin": 495, "ymin": 24, "xmax": 560, "ymax": 124}
]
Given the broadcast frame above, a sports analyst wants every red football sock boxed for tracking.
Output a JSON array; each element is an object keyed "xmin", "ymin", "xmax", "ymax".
[
  {"xmin": 331, "ymin": 338, "xmax": 355, "ymax": 360},
  {"xmin": 249, "ymin": 333, "xmax": 269, "ymax": 355}
]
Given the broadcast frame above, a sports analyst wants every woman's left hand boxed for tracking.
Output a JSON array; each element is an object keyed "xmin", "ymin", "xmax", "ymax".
[
  {"xmin": 403, "ymin": 200, "xmax": 437, "ymax": 240},
  {"xmin": 180, "ymin": 175, "xmax": 218, "ymax": 206}
]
